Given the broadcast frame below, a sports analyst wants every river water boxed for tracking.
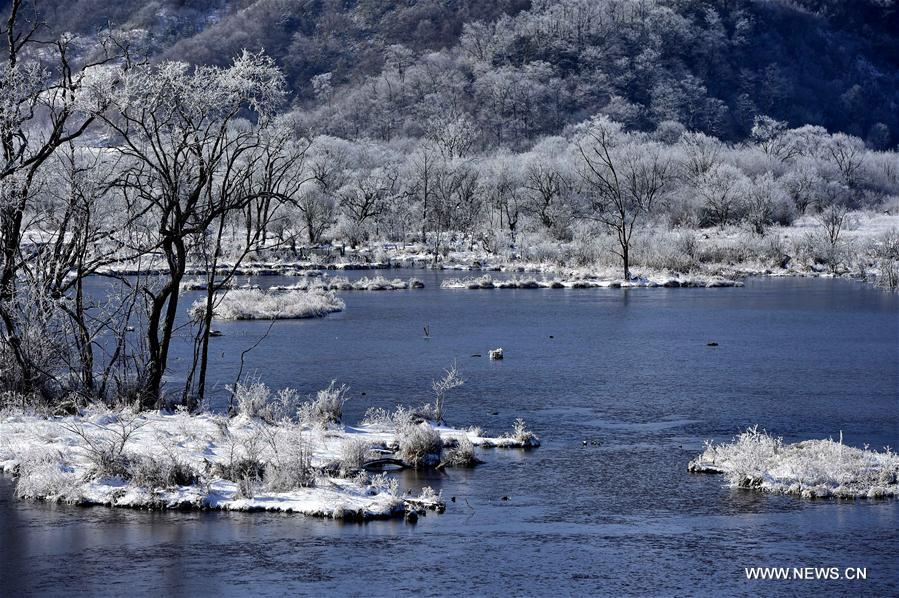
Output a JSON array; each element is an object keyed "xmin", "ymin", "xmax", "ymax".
[{"xmin": 1, "ymin": 274, "xmax": 897, "ymax": 595}]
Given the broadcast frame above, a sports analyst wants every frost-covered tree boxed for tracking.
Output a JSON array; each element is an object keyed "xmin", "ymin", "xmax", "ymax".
[
  {"xmin": 0, "ymin": 1, "xmax": 119, "ymax": 395},
  {"xmin": 575, "ymin": 117, "xmax": 671, "ymax": 278},
  {"xmin": 694, "ymin": 163, "xmax": 749, "ymax": 227},
  {"xmin": 95, "ymin": 51, "xmax": 286, "ymax": 407},
  {"xmin": 744, "ymin": 172, "xmax": 791, "ymax": 235}
]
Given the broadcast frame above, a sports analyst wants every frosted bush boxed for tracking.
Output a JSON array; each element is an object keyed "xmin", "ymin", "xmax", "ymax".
[
  {"xmin": 427, "ymin": 365, "xmax": 464, "ymax": 424},
  {"xmin": 191, "ymin": 289, "xmax": 344, "ymax": 320},
  {"xmin": 711, "ymin": 425, "xmax": 783, "ymax": 488},
  {"xmin": 14, "ymin": 449, "xmax": 80, "ymax": 501},
  {"xmin": 62, "ymin": 415, "xmax": 145, "ymax": 480},
  {"xmin": 361, "ymin": 405, "xmax": 416, "ymax": 431},
  {"xmin": 297, "ymin": 381, "xmax": 349, "ymax": 428},
  {"xmin": 263, "ymin": 428, "xmax": 315, "ymax": 491},
  {"xmin": 690, "ymin": 426, "xmax": 899, "ymax": 498},
  {"xmin": 360, "ymin": 407, "xmax": 392, "ymax": 427},
  {"xmin": 339, "ymin": 437, "xmax": 374, "ymax": 473},
  {"xmin": 442, "ymin": 436, "xmax": 478, "ymax": 467},
  {"xmin": 506, "ymin": 418, "xmax": 540, "ymax": 448},
  {"xmin": 634, "ymin": 230, "xmax": 697, "ymax": 272},
  {"xmin": 398, "ymin": 423, "xmax": 443, "ymax": 468},
  {"xmin": 229, "ymin": 380, "xmax": 269, "ymax": 418},
  {"xmin": 229, "ymin": 380, "xmax": 299, "ymax": 423},
  {"xmin": 128, "ymin": 455, "xmax": 199, "ymax": 488},
  {"xmin": 363, "ymin": 472, "xmax": 399, "ymax": 497}
]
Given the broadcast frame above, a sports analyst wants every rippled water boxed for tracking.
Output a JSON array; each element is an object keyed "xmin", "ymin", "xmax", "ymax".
[{"xmin": 1, "ymin": 274, "xmax": 897, "ymax": 595}]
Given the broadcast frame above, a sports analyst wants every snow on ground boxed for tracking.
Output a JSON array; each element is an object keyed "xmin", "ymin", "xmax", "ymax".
[
  {"xmin": 689, "ymin": 426, "xmax": 899, "ymax": 499},
  {"xmin": 190, "ymin": 289, "xmax": 345, "ymax": 320},
  {"xmin": 0, "ymin": 408, "xmax": 539, "ymax": 519}
]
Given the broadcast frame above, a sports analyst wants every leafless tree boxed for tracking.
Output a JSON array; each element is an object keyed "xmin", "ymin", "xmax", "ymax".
[
  {"xmin": 576, "ymin": 117, "xmax": 671, "ymax": 279},
  {"xmin": 0, "ymin": 1, "xmax": 120, "ymax": 394},
  {"xmin": 96, "ymin": 52, "xmax": 285, "ymax": 407}
]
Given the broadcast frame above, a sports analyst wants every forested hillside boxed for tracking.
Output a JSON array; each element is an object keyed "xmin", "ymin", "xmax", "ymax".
[{"xmin": 16, "ymin": 0, "xmax": 899, "ymax": 145}]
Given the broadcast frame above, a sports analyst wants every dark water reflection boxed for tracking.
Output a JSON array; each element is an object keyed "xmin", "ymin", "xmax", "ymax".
[{"xmin": 1, "ymin": 275, "xmax": 897, "ymax": 595}]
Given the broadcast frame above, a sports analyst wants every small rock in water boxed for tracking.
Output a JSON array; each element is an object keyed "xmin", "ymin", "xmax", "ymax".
[
  {"xmin": 582, "ymin": 440, "xmax": 588, "ymax": 446},
  {"xmin": 501, "ymin": 496, "xmax": 510, "ymax": 501},
  {"xmin": 451, "ymin": 496, "xmax": 456, "ymax": 502},
  {"xmin": 489, "ymin": 348, "xmax": 504, "ymax": 360},
  {"xmin": 405, "ymin": 510, "xmax": 418, "ymax": 524},
  {"xmin": 490, "ymin": 411, "xmax": 499, "ymax": 416},
  {"xmin": 707, "ymin": 341, "xmax": 719, "ymax": 347},
  {"xmin": 549, "ymin": 335, "xmax": 554, "ymax": 339},
  {"xmin": 361, "ymin": 392, "xmax": 366, "ymax": 396}
]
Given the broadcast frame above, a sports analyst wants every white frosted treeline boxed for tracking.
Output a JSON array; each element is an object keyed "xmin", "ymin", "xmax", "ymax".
[
  {"xmin": 190, "ymin": 289, "xmax": 345, "ymax": 320},
  {"xmin": 689, "ymin": 426, "xmax": 899, "ymax": 499}
]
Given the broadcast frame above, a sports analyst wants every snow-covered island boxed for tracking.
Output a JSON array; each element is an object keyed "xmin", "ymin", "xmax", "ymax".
[
  {"xmin": 0, "ymin": 381, "xmax": 539, "ymax": 520},
  {"xmin": 441, "ymin": 273, "xmax": 743, "ymax": 290},
  {"xmin": 189, "ymin": 289, "xmax": 345, "ymax": 321},
  {"xmin": 689, "ymin": 426, "xmax": 899, "ymax": 499},
  {"xmin": 269, "ymin": 275, "xmax": 425, "ymax": 292}
]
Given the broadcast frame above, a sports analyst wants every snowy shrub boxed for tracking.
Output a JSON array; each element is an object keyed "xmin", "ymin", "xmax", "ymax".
[
  {"xmin": 415, "ymin": 486, "xmax": 442, "ymax": 508},
  {"xmin": 441, "ymin": 436, "xmax": 478, "ymax": 467},
  {"xmin": 61, "ymin": 414, "xmax": 145, "ymax": 480},
  {"xmin": 508, "ymin": 418, "xmax": 540, "ymax": 448},
  {"xmin": 236, "ymin": 475, "xmax": 256, "ymax": 499},
  {"xmin": 128, "ymin": 455, "xmax": 199, "ymax": 488},
  {"xmin": 869, "ymin": 229, "xmax": 899, "ymax": 291},
  {"xmin": 297, "ymin": 381, "xmax": 349, "ymax": 428},
  {"xmin": 229, "ymin": 380, "xmax": 270, "ymax": 419},
  {"xmin": 362, "ymin": 471, "xmax": 399, "ymax": 497},
  {"xmin": 518, "ymin": 231, "xmax": 564, "ymax": 265},
  {"xmin": 569, "ymin": 222, "xmax": 608, "ymax": 266},
  {"xmin": 398, "ymin": 423, "xmax": 443, "ymax": 468},
  {"xmin": 634, "ymin": 230, "xmax": 697, "ymax": 273},
  {"xmin": 229, "ymin": 380, "xmax": 299, "ymax": 423},
  {"xmin": 263, "ymin": 429, "xmax": 315, "ymax": 491},
  {"xmin": 420, "ymin": 365, "xmax": 464, "ymax": 424},
  {"xmin": 360, "ymin": 407, "xmax": 392, "ymax": 427},
  {"xmin": 214, "ymin": 427, "xmax": 267, "ymax": 490},
  {"xmin": 339, "ymin": 437, "xmax": 374, "ymax": 473},
  {"xmin": 876, "ymin": 259, "xmax": 899, "ymax": 291},
  {"xmin": 715, "ymin": 426, "xmax": 783, "ymax": 488},
  {"xmin": 191, "ymin": 289, "xmax": 344, "ymax": 320},
  {"xmin": 361, "ymin": 405, "xmax": 416, "ymax": 431},
  {"xmin": 14, "ymin": 449, "xmax": 80, "ymax": 501}
]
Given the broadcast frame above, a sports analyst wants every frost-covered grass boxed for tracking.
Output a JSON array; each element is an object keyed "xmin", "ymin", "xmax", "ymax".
[
  {"xmin": 0, "ymin": 386, "xmax": 540, "ymax": 519},
  {"xmin": 190, "ymin": 289, "xmax": 344, "ymax": 320},
  {"xmin": 689, "ymin": 426, "xmax": 899, "ymax": 499}
]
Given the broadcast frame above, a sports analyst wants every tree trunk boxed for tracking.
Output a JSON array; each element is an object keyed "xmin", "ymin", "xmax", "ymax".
[
  {"xmin": 73, "ymin": 273, "xmax": 94, "ymax": 393},
  {"xmin": 142, "ymin": 237, "xmax": 187, "ymax": 409},
  {"xmin": 0, "ymin": 204, "xmax": 35, "ymax": 391}
]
